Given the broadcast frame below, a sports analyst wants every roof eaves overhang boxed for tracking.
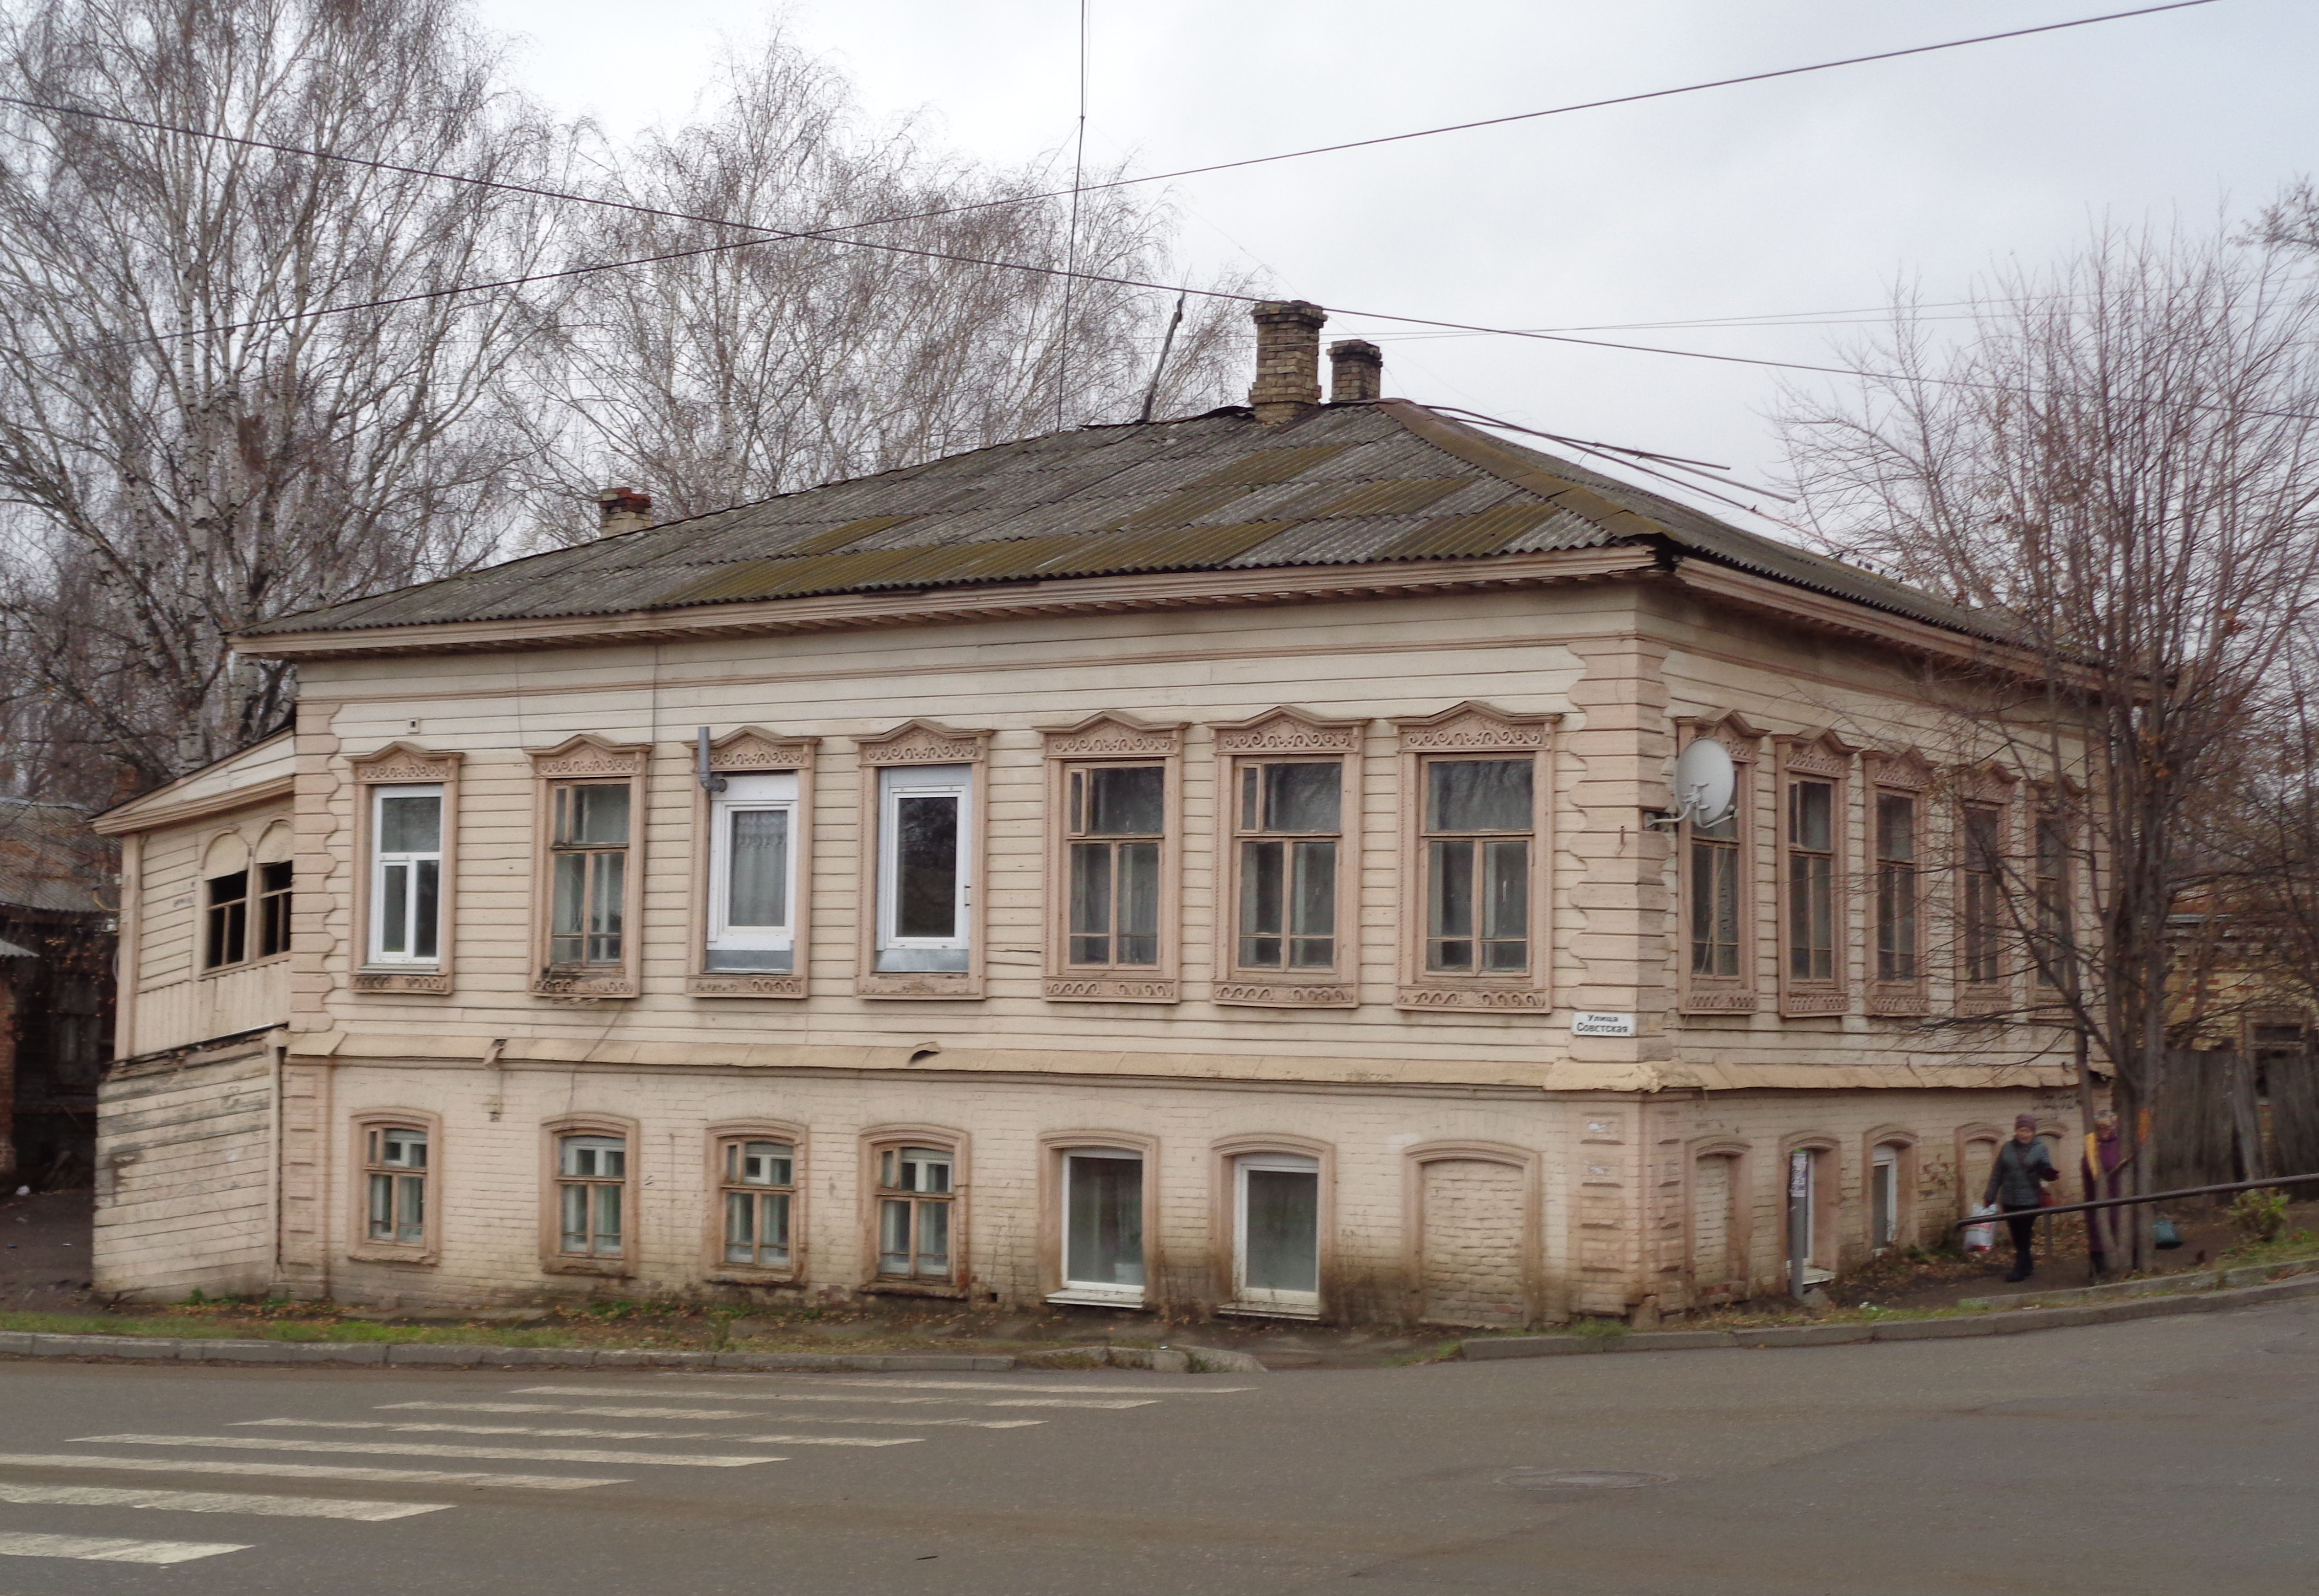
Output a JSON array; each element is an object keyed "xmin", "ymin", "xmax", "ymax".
[
  {"xmin": 231, "ymin": 545, "xmax": 1663, "ymax": 662},
  {"xmin": 1666, "ymin": 559, "xmax": 2075, "ymax": 683}
]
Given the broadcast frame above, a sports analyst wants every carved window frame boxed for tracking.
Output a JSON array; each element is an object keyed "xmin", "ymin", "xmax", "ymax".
[
  {"xmin": 347, "ymin": 1109, "xmax": 442, "ymax": 1266},
  {"xmin": 1675, "ymin": 714, "xmax": 1762, "ymax": 1015},
  {"xmin": 1774, "ymin": 731, "xmax": 1857, "ymax": 1018},
  {"xmin": 703, "ymin": 1118, "xmax": 808, "ymax": 1285},
  {"xmin": 1864, "ymin": 751, "xmax": 1933, "ymax": 1016},
  {"xmin": 1390, "ymin": 702, "xmax": 1559, "ymax": 1012},
  {"xmin": 527, "ymin": 735, "xmax": 650, "ymax": 999},
  {"xmin": 1210, "ymin": 707, "xmax": 1366, "ymax": 1010},
  {"xmin": 685, "ymin": 728, "xmax": 818, "ymax": 999},
  {"xmin": 854, "ymin": 721, "xmax": 991, "ymax": 1000},
  {"xmin": 350, "ymin": 743, "xmax": 462, "ymax": 995},
  {"xmin": 1041, "ymin": 714, "xmax": 1184, "ymax": 1004},
  {"xmin": 1954, "ymin": 765, "xmax": 2018, "ymax": 1019}
]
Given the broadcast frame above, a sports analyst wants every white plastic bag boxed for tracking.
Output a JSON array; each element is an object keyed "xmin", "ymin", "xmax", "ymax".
[{"xmin": 1963, "ymin": 1203, "xmax": 1999, "ymax": 1253}]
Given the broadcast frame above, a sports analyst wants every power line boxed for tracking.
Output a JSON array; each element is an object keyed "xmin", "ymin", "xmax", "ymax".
[
  {"xmin": 1056, "ymin": 0, "xmax": 1091, "ymax": 429},
  {"xmin": 0, "ymin": 2, "xmax": 2296, "ymax": 421},
  {"xmin": 0, "ymin": 0, "xmax": 2224, "ymax": 354}
]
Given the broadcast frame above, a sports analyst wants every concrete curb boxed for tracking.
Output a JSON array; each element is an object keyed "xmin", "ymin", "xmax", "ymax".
[
  {"xmin": 1458, "ymin": 1272, "xmax": 2319, "ymax": 1362},
  {"xmin": 0, "ymin": 1332, "xmax": 1023, "ymax": 1372}
]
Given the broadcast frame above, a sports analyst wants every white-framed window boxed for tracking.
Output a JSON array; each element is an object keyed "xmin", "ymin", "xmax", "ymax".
[
  {"xmin": 875, "ymin": 764, "xmax": 971, "ymax": 973},
  {"xmin": 370, "ymin": 784, "xmax": 443, "ymax": 965},
  {"xmin": 557, "ymin": 1132, "xmax": 627, "ymax": 1257},
  {"xmin": 1870, "ymin": 1145, "xmax": 1901, "ymax": 1252},
  {"xmin": 707, "ymin": 772, "xmax": 799, "ymax": 973},
  {"xmin": 1234, "ymin": 1152, "xmax": 1321, "ymax": 1315},
  {"xmin": 876, "ymin": 1145, "xmax": 955, "ymax": 1279},
  {"xmin": 364, "ymin": 1125, "xmax": 428, "ymax": 1247},
  {"xmin": 719, "ymin": 1137, "xmax": 796, "ymax": 1270},
  {"xmin": 1056, "ymin": 1150, "xmax": 1144, "ymax": 1304}
]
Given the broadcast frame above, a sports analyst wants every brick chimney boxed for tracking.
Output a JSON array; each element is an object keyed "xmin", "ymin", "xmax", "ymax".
[
  {"xmin": 1329, "ymin": 339, "xmax": 1382, "ymax": 403},
  {"xmin": 597, "ymin": 486, "xmax": 653, "ymax": 538},
  {"xmin": 1247, "ymin": 300, "xmax": 1327, "ymax": 426}
]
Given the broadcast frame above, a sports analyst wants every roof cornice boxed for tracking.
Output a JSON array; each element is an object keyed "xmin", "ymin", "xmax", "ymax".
[
  {"xmin": 232, "ymin": 545, "xmax": 1662, "ymax": 661},
  {"xmin": 91, "ymin": 773, "xmax": 296, "ymax": 836}
]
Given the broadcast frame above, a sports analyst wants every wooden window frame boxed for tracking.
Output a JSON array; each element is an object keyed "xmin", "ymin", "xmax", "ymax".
[
  {"xmin": 2031, "ymin": 799, "xmax": 2073, "ymax": 995},
  {"xmin": 198, "ymin": 829, "xmax": 252, "ymax": 974},
  {"xmin": 1864, "ymin": 752, "xmax": 1932, "ymax": 1016},
  {"xmin": 347, "ymin": 1109, "xmax": 442, "ymax": 1265},
  {"xmin": 685, "ymin": 728, "xmax": 818, "ymax": 999},
  {"xmin": 1775, "ymin": 732, "xmax": 1858, "ymax": 1017},
  {"xmin": 527, "ymin": 735, "xmax": 649, "ymax": 999},
  {"xmin": 1210, "ymin": 708, "xmax": 1366, "ymax": 1010},
  {"xmin": 1398, "ymin": 1139, "xmax": 1542, "ymax": 1327},
  {"xmin": 1212, "ymin": 1133, "xmax": 1335, "ymax": 1320},
  {"xmin": 1038, "ymin": 1130, "xmax": 1162, "ymax": 1309},
  {"xmin": 1040, "ymin": 714, "xmax": 1184, "ymax": 1003},
  {"xmin": 1390, "ymin": 703, "xmax": 1559, "ymax": 1012},
  {"xmin": 704, "ymin": 1120, "xmax": 807, "ymax": 1284},
  {"xmin": 1683, "ymin": 1137, "xmax": 1751, "ymax": 1305},
  {"xmin": 1954, "ymin": 767, "xmax": 2019, "ymax": 1019},
  {"xmin": 1862, "ymin": 1127, "xmax": 1920, "ymax": 1254},
  {"xmin": 1675, "ymin": 715, "xmax": 1762, "ymax": 1015},
  {"xmin": 350, "ymin": 743, "xmax": 462, "ymax": 995},
  {"xmin": 853, "ymin": 721, "xmax": 991, "ymax": 1000},
  {"xmin": 540, "ymin": 1114, "xmax": 638, "ymax": 1277},
  {"xmin": 859, "ymin": 1125, "xmax": 968, "ymax": 1296}
]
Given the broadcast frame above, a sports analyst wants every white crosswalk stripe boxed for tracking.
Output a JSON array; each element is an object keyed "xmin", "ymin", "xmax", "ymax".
[
  {"xmin": 75, "ymin": 1434, "xmax": 783, "ymax": 1468},
  {"xmin": 238, "ymin": 1419, "xmax": 917, "ymax": 1447},
  {"xmin": 514, "ymin": 1384, "xmax": 1152, "ymax": 1410},
  {"xmin": 705, "ymin": 1377, "xmax": 1252, "ymax": 1395},
  {"xmin": 0, "ymin": 1481, "xmax": 448, "ymax": 1520},
  {"xmin": 0, "ymin": 1452, "xmax": 618, "ymax": 1489},
  {"xmin": 380, "ymin": 1401, "xmax": 1041, "ymax": 1429},
  {"xmin": 0, "ymin": 1530, "xmax": 250, "ymax": 1564}
]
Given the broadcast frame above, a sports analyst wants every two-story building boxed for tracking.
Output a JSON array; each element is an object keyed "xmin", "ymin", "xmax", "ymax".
[{"xmin": 91, "ymin": 303, "xmax": 2083, "ymax": 1323}]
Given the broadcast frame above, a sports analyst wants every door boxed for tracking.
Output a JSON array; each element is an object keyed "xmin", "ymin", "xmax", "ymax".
[{"xmin": 1418, "ymin": 1158, "xmax": 1528, "ymax": 1327}]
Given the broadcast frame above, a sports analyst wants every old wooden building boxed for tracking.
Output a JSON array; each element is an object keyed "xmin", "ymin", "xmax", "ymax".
[{"xmin": 92, "ymin": 304, "xmax": 2081, "ymax": 1322}]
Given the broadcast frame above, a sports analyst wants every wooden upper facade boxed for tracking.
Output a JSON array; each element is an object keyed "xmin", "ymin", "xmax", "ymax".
[{"xmin": 99, "ymin": 395, "xmax": 2079, "ymax": 1095}]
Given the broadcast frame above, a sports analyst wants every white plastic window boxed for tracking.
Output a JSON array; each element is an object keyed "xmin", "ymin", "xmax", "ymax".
[
  {"xmin": 1871, "ymin": 1146, "xmax": 1901, "ymax": 1252},
  {"xmin": 370, "ymin": 784, "xmax": 443, "ymax": 965},
  {"xmin": 876, "ymin": 764, "xmax": 971, "ymax": 973},
  {"xmin": 1234, "ymin": 1152, "xmax": 1321, "ymax": 1314},
  {"xmin": 1059, "ymin": 1151, "xmax": 1144, "ymax": 1301},
  {"xmin": 707, "ymin": 772, "xmax": 799, "ymax": 973}
]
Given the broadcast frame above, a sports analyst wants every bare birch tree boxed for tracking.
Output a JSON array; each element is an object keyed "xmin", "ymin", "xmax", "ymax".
[
  {"xmin": 0, "ymin": 0, "xmax": 576, "ymax": 796},
  {"xmin": 519, "ymin": 32, "xmax": 1253, "ymax": 537},
  {"xmin": 1781, "ymin": 217, "xmax": 2319, "ymax": 1268}
]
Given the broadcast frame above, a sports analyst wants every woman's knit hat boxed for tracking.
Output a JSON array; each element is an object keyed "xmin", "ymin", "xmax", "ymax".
[{"xmin": 2015, "ymin": 1112, "xmax": 2038, "ymax": 1130}]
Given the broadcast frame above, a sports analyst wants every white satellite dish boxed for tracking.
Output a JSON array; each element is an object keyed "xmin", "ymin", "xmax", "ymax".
[{"xmin": 1672, "ymin": 739, "xmax": 1736, "ymax": 828}]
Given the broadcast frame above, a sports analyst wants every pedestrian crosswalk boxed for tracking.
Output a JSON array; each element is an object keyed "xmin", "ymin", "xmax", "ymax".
[{"xmin": 0, "ymin": 1360, "xmax": 1260, "ymax": 1571}]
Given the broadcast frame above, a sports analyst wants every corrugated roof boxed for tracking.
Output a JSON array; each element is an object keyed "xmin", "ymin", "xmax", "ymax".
[{"xmin": 243, "ymin": 400, "xmax": 1984, "ymax": 641}]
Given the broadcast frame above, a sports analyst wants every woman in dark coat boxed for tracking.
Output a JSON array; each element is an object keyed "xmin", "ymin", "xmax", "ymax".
[{"xmin": 1983, "ymin": 1113, "xmax": 2062, "ymax": 1282}]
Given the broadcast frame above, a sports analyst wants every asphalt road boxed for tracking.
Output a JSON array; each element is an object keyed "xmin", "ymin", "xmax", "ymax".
[{"xmin": 0, "ymin": 1300, "xmax": 2314, "ymax": 1595}]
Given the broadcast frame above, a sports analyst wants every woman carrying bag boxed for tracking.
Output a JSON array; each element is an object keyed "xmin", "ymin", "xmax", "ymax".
[{"xmin": 1983, "ymin": 1114, "xmax": 2062, "ymax": 1282}]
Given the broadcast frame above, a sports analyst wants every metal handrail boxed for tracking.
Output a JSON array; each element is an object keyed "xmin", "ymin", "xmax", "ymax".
[{"xmin": 1951, "ymin": 1171, "xmax": 2319, "ymax": 1229}]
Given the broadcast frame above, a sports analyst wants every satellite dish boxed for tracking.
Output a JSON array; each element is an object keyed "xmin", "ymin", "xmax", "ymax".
[{"xmin": 1672, "ymin": 739, "xmax": 1736, "ymax": 828}]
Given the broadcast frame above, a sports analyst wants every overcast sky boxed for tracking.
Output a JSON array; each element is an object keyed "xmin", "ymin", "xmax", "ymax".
[{"xmin": 470, "ymin": 0, "xmax": 2315, "ymax": 529}]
